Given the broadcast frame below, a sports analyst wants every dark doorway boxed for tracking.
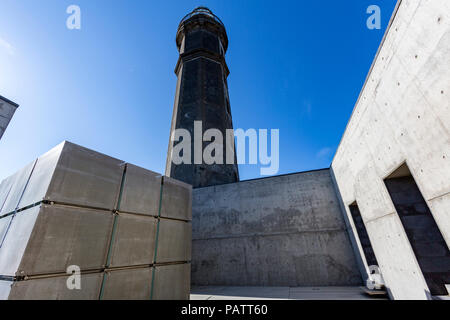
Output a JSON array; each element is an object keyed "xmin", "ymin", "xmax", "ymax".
[
  {"xmin": 384, "ymin": 163, "xmax": 450, "ymax": 296},
  {"xmin": 349, "ymin": 202, "xmax": 379, "ymax": 267}
]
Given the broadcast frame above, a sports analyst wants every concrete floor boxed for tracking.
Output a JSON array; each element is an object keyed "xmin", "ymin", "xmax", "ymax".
[{"xmin": 190, "ymin": 286, "xmax": 387, "ymax": 300}]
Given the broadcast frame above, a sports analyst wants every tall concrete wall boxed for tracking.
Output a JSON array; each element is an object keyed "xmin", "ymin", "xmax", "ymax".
[
  {"xmin": 331, "ymin": 0, "xmax": 450, "ymax": 300},
  {"xmin": 192, "ymin": 169, "xmax": 362, "ymax": 286},
  {"xmin": 0, "ymin": 95, "xmax": 19, "ymax": 140}
]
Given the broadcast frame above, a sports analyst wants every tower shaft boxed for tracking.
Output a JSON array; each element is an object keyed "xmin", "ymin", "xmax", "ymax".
[{"xmin": 166, "ymin": 7, "xmax": 239, "ymax": 188}]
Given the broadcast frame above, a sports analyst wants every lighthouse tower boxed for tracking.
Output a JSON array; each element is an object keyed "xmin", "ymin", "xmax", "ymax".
[{"xmin": 165, "ymin": 7, "xmax": 239, "ymax": 188}]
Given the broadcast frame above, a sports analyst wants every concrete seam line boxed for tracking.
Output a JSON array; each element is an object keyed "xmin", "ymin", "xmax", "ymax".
[
  {"xmin": 365, "ymin": 211, "xmax": 397, "ymax": 224},
  {"xmin": 150, "ymin": 176, "xmax": 164, "ymax": 300},
  {"xmin": 99, "ymin": 163, "xmax": 128, "ymax": 300},
  {"xmin": 192, "ymin": 228, "xmax": 348, "ymax": 240},
  {"xmin": 426, "ymin": 191, "xmax": 450, "ymax": 203}
]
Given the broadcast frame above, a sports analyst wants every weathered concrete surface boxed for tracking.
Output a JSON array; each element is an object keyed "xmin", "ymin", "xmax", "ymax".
[
  {"xmin": 191, "ymin": 286, "xmax": 385, "ymax": 300},
  {"xmin": 385, "ymin": 175, "xmax": 450, "ymax": 296},
  {"xmin": 0, "ymin": 95, "xmax": 18, "ymax": 140},
  {"xmin": 192, "ymin": 169, "xmax": 362, "ymax": 286},
  {"xmin": 331, "ymin": 0, "xmax": 450, "ymax": 299}
]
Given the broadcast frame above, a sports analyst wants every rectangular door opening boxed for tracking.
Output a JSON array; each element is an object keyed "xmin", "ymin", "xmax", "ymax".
[
  {"xmin": 384, "ymin": 163, "xmax": 450, "ymax": 296},
  {"xmin": 349, "ymin": 202, "xmax": 379, "ymax": 267}
]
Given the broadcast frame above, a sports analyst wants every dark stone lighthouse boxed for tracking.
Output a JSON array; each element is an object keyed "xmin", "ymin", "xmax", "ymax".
[{"xmin": 165, "ymin": 7, "xmax": 239, "ymax": 188}]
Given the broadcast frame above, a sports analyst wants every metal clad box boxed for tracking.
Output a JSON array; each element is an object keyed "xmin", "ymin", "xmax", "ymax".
[
  {"xmin": 7, "ymin": 273, "xmax": 103, "ymax": 300},
  {"xmin": 118, "ymin": 164, "xmax": 162, "ymax": 216},
  {"xmin": 17, "ymin": 205, "xmax": 114, "ymax": 276},
  {"xmin": 0, "ymin": 141, "xmax": 192, "ymax": 300},
  {"xmin": 156, "ymin": 219, "xmax": 191, "ymax": 263},
  {"xmin": 0, "ymin": 206, "xmax": 41, "ymax": 276},
  {"xmin": 0, "ymin": 97, "xmax": 18, "ymax": 140},
  {"xmin": 17, "ymin": 143, "xmax": 64, "ymax": 210},
  {"xmin": 152, "ymin": 263, "xmax": 190, "ymax": 300},
  {"xmin": 0, "ymin": 161, "xmax": 35, "ymax": 215},
  {"xmin": 45, "ymin": 141, "xmax": 124, "ymax": 211},
  {"xmin": 101, "ymin": 267, "xmax": 152, "ymax": 300},
  {"xmin": 0, "ymin": 215, "xmax": 13, "ymax": 244},
  {"xmin": 109, "ymin": 214, "xmax": 157, "ymax": 268},
  {"xmin": 160, "ymin": 176, "xmax": 192, "ymax": 221}
]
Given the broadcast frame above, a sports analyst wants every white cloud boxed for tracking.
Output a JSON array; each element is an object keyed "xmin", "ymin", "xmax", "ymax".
[
  {"xmin": 316, "ymin": 147, "xmax": 333, "ymax": 159},
  {"xmin": 0, "ymin": 37, "xmax": 15, "ymax": 55}
]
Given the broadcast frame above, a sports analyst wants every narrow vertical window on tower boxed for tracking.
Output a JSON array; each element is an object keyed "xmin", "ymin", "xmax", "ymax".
[
  {"xmin": 384, "ymin": 163, "xmax": 450, "ymax": 296},
  {"xmin": 166, "ymin": 7, "xmax": 239, "ymax": 188}
]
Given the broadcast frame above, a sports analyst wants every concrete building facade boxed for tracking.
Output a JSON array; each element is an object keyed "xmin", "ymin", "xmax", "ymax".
[
  {"xmin": 187, "ymin": 1, "xmax": 450, "ymax": 300},
  {"xmin": 0, "ymin": 0, "xmax": 448, "ymax": 300},
  {"xmin": 331, "ymin": 0, "xmax": 450, "ymax": 300},
  {"xmin": 192, "ymin": 170, "xmax": 362, "ymax": 287},
  {"xmin": 0, "ymin": 95, "xmax": 19, "ymax": 140}
]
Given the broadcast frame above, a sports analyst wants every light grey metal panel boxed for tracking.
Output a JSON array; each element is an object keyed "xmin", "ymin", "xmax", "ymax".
[
  {"xmin": 102, "ymin": 267, "xmax": 152, "ymax": 300},
  {"xmin": 160, "ymin": 176, "xmax": 192, "ymax": 221},
  {"xmin": 0, "ymin": 280, "xmax": 12, "ymax": 300},
  {"xmin": 0, "ymin": 176, "xmax": 15, "ymax": 215},
  {"xmin": 45, "ymin": 141, "xmax": 124, "ymax": 210},
  {"xmin": 118, "ymin": 164, "xmax": 162, "ymax": 216},
  {"xmin": 8, "ymin": 272, "xmax": 103, "ymax": 300},
  {"xmin": 17, "ymin": 204, "xmax": 114, "ymax": 276},
  {"xmin": 0, "ymin": 205, "xmax": 40, "ymax": 277},
  {"xmin": 0, "ymin": 99, "xmax": 17, "ymax": 140},
  {"xmin": 156, "ymin": 218, "xmax": 191, "ymax": 263},
  {"xmin": 152, "ymin": 263, "xmax": 190, "ymax": 300},
  {"xmin": 0, "ymin": 215, "xmax": 13, "ymax": 245},
  {"xmin": 17, "ymin": 142, "xmax": 64, "ymax": 210},
  {"xmin": 109, "ymin": 214, "xmax": 157, "ymax": 268},
  {"xmin": 0, "ymin": 100, "xmax": 18, "ymax": 119},
  {"xmin": 0, "ymin": 161, "xmax": 36, "ymax": 215},
  {"xmin": 0, "ymin": 116, "xmax": 10, "ymax": 129}
]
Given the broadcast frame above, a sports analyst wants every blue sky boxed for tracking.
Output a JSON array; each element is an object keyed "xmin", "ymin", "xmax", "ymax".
[{"xmin": 0, "ymin": 0, "xmax": 397, "ymax": 180}]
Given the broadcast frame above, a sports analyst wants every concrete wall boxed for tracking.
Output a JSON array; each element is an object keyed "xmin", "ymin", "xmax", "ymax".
[
  {"xmin": 331, "ymin": 0, "xmax": 450, "ymax": 299},
  {"xmin": 0, "ymin": 95, "xmax": 18, "ymax": 140},
  {"xmin": 192, "ymin": 169, "xmax": 362, "ymax": 286}
]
